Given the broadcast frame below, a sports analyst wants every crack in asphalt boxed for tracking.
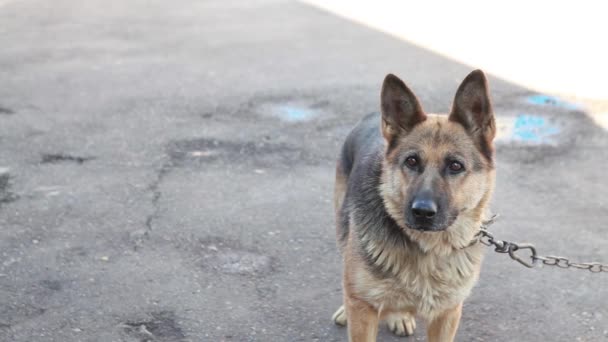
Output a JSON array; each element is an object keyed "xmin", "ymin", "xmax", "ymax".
[
  {"xmin": 137, "ymin": 131, "xmax": 322, "ymax": 250},
  {"xmin": 130, "ymin": 160, "xmax": 173, "ymax": 250},
  {"xmin": 143, "ymin": 161, "xmax": 173, "ymax": 235},
  {"xmin": 0, "ymin": 169, "xmax": 19, "ymax": 206}
]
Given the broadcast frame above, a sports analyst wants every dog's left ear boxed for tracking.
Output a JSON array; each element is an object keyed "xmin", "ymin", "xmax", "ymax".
[{"xmin": 449, "ymin": 70, "xmax": 496, "ymax": 160}]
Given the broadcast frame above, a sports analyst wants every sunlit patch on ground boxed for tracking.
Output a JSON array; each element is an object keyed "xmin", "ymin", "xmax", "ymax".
[
  {"xmin": 590, "ymin": 112, "xmax": 608, "ymax": 130},
  {"xmin": 302, "ymin": 0, "xmax": 608, "ymax": 99}
]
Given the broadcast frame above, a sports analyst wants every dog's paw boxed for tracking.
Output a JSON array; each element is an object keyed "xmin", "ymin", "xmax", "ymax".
[
  {"xmin": 332, "ymin": 305, "xmax": 347, "ymax": 326},
  {"xmin": 386, "ymin": 312, "xmax": 416, "ymax": 336}
]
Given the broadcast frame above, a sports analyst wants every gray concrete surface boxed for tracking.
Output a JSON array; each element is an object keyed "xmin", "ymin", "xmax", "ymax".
[{"xmin": 0, "ymin": 0, "xmax": 606, "ymax": 341}]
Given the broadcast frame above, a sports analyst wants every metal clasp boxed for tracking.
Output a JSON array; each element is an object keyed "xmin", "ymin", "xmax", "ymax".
[{"xmin": 507, "ymin": 243, "xmax": 538, "ymax": 268}]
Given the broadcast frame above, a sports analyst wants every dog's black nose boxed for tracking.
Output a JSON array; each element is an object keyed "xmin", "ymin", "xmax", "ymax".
[{"xmin": 411, "ymin": 199, "xmax": 437, "ymax": 219}]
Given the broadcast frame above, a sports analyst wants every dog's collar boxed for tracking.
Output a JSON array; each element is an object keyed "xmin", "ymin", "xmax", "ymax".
[
  {"xmin": 461, "ymin": 230, "xmax": 484, "ymax": 249},
  {"xmin": 460, "ymin": 215, "xmax": 499, "ymax": 249}
]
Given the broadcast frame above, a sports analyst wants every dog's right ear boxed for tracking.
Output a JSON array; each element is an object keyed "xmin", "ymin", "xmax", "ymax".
[{"xmin": 381, "ymin": 74, "xmax": 426, "ymax": 144}]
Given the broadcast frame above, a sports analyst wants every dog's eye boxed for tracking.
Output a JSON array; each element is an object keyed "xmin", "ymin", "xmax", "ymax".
[
  {"xmin": 448, "ymin": 161, "xmax": 464, "ymax": 173},
  {"xmin": 405, "ymin": 156, "xmax": 418, "ymax": 169}
]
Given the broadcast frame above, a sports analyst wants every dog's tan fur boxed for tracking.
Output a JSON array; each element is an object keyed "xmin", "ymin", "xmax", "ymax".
[{"xmin": 333, "ymin": 70, "xmax": 496, "ymax": 341}]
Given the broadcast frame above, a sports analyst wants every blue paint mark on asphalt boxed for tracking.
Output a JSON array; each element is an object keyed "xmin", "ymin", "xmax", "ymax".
[
  {"xmin": 526, "ymin": 94, "xmax": 580, "ymax": 110},
  {"xmin": 512, "ymin": 115, "xmax": 560, "ymax": 143},
  {"xmin": 277, "ymin": 105, "xmax": 316, "ymax": 122}
]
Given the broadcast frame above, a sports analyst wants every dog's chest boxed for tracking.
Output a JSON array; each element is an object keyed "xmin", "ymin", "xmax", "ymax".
[{"xmin": 357, "ymin": 249, "xmax": 480, "ymax": 318}]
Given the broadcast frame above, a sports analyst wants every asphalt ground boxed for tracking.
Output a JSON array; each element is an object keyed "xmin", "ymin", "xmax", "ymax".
[{"xmin": 0, "ymin": 1, "xmax": 607, "ymax": 341}]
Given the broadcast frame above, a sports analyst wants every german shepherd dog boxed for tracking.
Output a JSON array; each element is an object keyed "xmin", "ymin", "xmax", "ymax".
[{"xmin": 332, "ymin": 70, "xmax": 496, "ymax": 341}]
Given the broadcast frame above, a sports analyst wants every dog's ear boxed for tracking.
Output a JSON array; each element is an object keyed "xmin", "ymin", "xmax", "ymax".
[
  {"xmin": 449, "ymin": 70, "xmax": 496, "ymax": 160},
  {"xmin": 381, "ymin": 74, "xmax": 426, "ymax": 144}
]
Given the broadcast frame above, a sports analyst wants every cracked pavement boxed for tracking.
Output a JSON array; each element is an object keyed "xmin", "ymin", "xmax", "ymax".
[{"xmin": 0, "ymin": 0, "xmax": 607, "ymax": 341}]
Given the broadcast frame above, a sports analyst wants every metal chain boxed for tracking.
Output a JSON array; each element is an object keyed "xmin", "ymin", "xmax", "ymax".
[{"xmin": 475, "ymin": 215, "xmax": 608, "ymax": 273}]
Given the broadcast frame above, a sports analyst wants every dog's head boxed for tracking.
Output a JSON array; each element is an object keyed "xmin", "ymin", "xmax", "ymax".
[{"xmin": 379, "ymin": 70, "xmax": 496, "ymax": 247}]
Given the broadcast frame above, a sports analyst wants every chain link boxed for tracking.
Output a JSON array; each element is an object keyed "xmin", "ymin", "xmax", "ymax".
[{"xmin": 475, "ymin": 215, "xmax": 607, "ymax": 273}]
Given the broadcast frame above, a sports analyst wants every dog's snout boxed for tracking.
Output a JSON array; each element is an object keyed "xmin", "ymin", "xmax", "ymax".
[{"xmin": 411, "ymin": 199, "xmax": 437, "ymax": 219}]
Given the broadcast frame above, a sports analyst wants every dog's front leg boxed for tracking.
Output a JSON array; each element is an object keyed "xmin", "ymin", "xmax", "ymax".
[
  {"xmin": 345, "ymin": 295, "xmax": 378, "ymax": 342},
  {"xmin": 427, "ymin": 302, "xmax": 463, "ymax": 342}
]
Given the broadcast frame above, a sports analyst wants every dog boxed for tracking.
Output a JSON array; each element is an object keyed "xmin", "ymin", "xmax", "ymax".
[{"xmin": 332, "ymin": 70, "xmax": 496, "ymax": 341}]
